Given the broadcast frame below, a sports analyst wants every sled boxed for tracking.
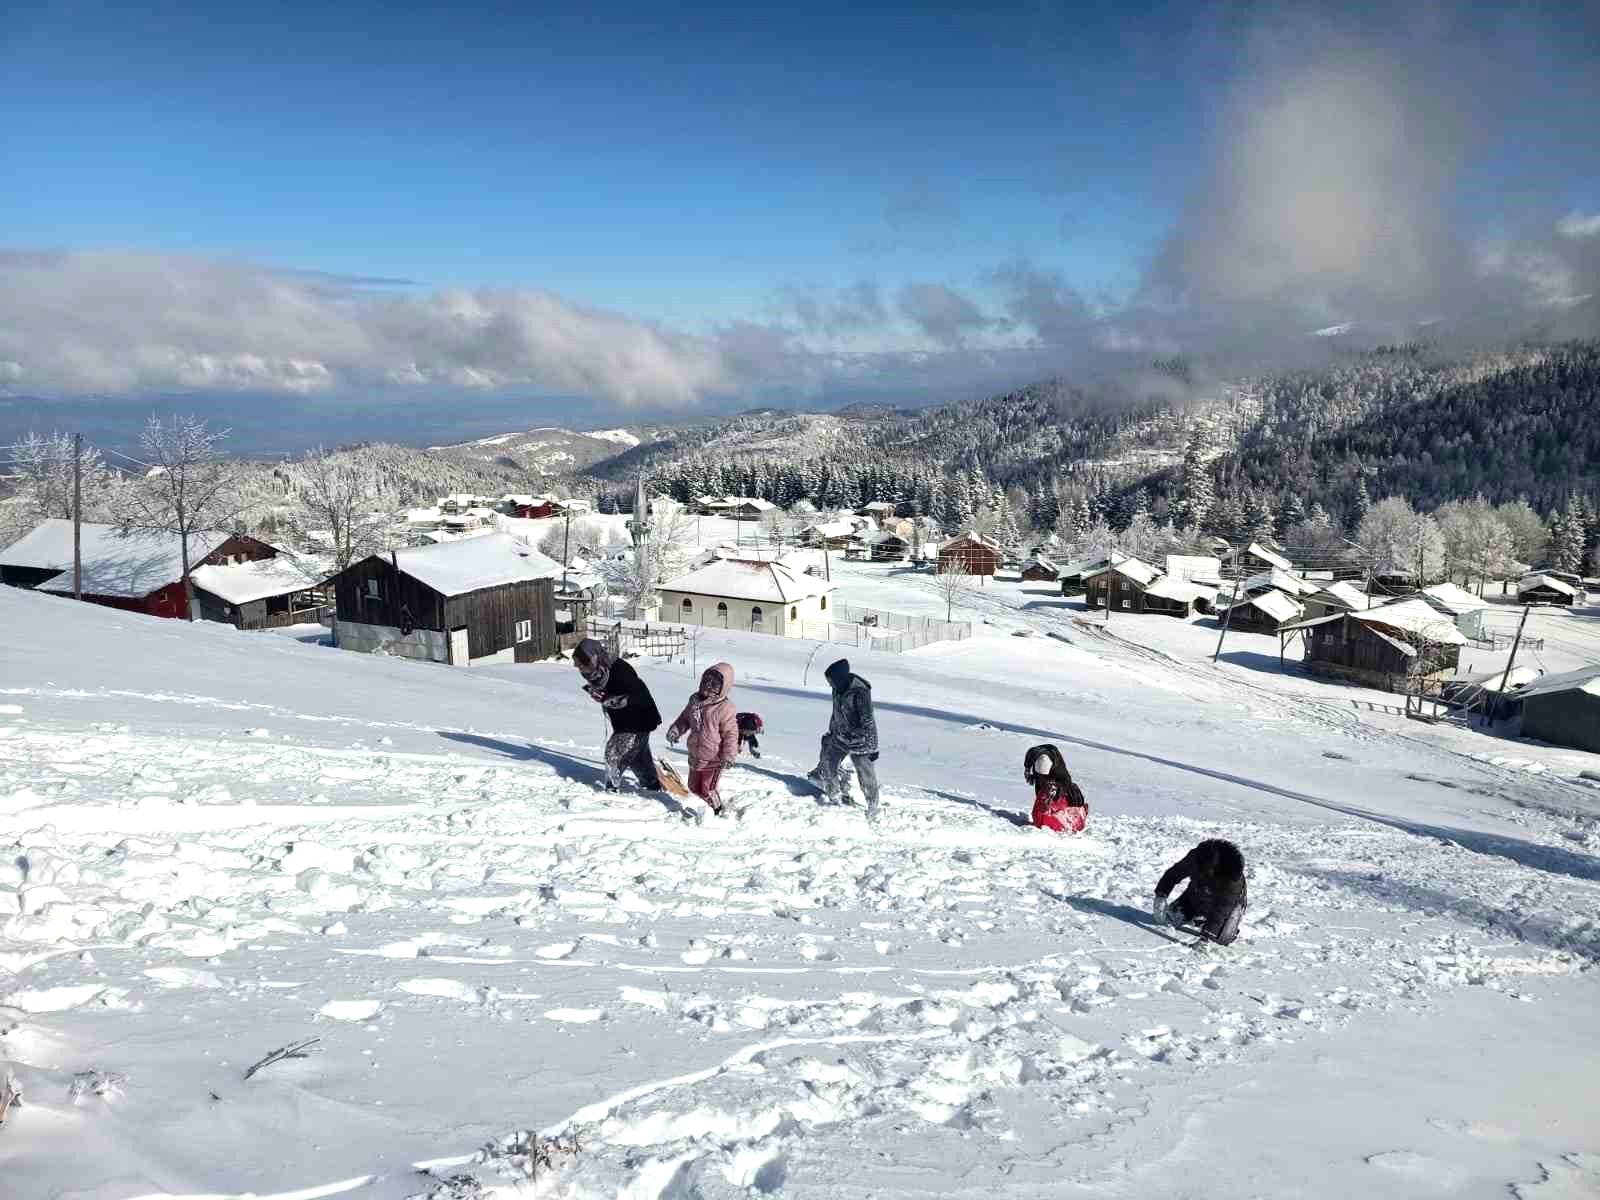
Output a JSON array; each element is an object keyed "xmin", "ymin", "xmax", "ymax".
[{"xmin": 655, "ymin": 757, "xmax": 691, "ymax": 800}]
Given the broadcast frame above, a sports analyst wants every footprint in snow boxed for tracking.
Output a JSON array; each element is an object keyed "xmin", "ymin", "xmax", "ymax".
[
  {"xmin": 1365, "ymin": 1151, "xmax": 1472, "ymax": 1192},
  {"xmin": 543, "ymin": 1007, "xmax": 604, "ymax": 1023},
  {"xmin": 318, "ymin": 999, "xmax": 383, "ymax": 1022},
  {"xmin": 398, "ymin": 978, "xmax": 481, "ymax": 1003}
]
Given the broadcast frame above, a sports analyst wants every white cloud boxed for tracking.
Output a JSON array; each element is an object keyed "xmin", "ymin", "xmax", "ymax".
[
  {"xmin": 0, "ymin": 250, "xmax": 736, "ymax": 407},
  {"xmin": 1556, "ymin": 212, "xmax": 1600, "ymax": 239}
]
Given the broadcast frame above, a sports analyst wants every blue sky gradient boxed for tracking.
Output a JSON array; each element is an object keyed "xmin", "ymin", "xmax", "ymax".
[{"xmin": 2, "ymin": 0, "xmax": 1598, "ymax": 431}]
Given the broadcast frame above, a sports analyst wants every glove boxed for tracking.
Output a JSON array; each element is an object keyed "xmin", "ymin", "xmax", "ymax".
[
  {"xmin": 602, "ymin": 695, "xmax": 626, "ymax": 710},
  {"xmin": 665, "ymin": 729, "xmax": 681, "ymax": 746},
  {"xmin": 869, "ymin": 752, "xmax": 879, "ymax": 762},
  {"xmin": 720, "ymin": 759, "xmax": 736, "ymax": 769},
  {"xmin": 1151, "ymin": 896, "xmax": 1168, "ymax": 924},
  {"xmin": 585, "ymin": 686, "xmax": 605, "ymax": 702}
]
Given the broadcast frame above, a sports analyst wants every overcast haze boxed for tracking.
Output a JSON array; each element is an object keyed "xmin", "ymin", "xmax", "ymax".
[{"xmin": 3, "ymin": 1, "xmax": 1598, "ymax": 448}]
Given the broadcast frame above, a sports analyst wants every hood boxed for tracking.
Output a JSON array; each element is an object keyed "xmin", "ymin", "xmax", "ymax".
[
  {"xmin": 698, "ymin": 661, "xmax": 734, "ymax": 701},
  {"xmin": 824, "ymin": 658, "xmax": 851, "ymax": 690},
  {"xmin": 573, "ymin": 637, "xmax": 611, "ymax": 685}
]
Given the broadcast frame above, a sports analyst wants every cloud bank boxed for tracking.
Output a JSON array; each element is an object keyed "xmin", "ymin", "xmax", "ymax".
[{"xmin": 0, "ymin": 250, "xmax": 736, "ymax": 407}]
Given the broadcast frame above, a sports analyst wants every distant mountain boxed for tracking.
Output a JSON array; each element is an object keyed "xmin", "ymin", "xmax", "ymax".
[{"xmin": 428, "ymin": 425, "xmax": 665, "ymax": 477}]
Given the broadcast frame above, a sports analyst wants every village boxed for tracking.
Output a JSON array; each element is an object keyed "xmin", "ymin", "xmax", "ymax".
[{"xmin": 2, "ymin": 480, "xmax": 1597, "ymax": 770}]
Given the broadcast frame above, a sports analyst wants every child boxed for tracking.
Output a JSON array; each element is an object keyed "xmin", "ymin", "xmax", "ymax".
[
  {"xmin": 572, "ymin": 638, "xmax": 662, "ymax": 792},
  {"xmin": 1022, "ymin": 743, "xmax": 1087, "ymax": 833},
  {"xmin": 1153, "ymin": 839, "xmax": 1247, "ymax": 945},
  {"xmin": 666, "ymin": 663, "xmax": 739, "ymax": 819},
  {"xmin": 736, "ymin": 712, "xmax": 764, "ymax": 758}
]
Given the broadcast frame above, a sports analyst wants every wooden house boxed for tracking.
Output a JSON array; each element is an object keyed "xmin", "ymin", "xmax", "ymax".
[
  {"xmin": 329, "ymin": 534, "xmax": 560, "ymax": 665},
  {"xmin": 859, "ymin": 501, "xmax": 898, "ymax": 521},
  {"xmin": 937, "ymin": 531, "xmax": 1003, "ymax": 577},
  {"xmin": 659, "ymin": 557, "xmax": 835, "ymax": 637},
  {"xmin": 1286, "ymin": 598, "xmax": 1466, "ymax": 693},
  {"xmin": 2, "ymin": 519, "xmax": 282, "ymax": 621},
  {"xmin": 191, "ymin": 557, "xmax": 327, "ymax": 630},
  {"xmin": 1020, "ymin": 555, "xmax": 1059, "ymax": 583},
  {"xmin": 1517, "ymin": 573, "xmax": 1578, "ymax": 606},
  {"xmin": 1230, "ymin": 541, "xmax": 1294, "ymax": 575},
  {"xmin": 1503, "ymin": 666, "xmax": 1600, "ymax": 753},
  {"xmin": 1302, "ymin": 580, "xmax": 1373, "ymax": 621},
  {"xmin": 1057, "ymin": 553, "xmax": 1121, "ymax": 596},
  {"xmin": 866, "ymin": 531, "xmax": 910, "ymax": 562},
  {"xmin": 1142, "ymin": 575, "xmax": 1218, "ymax": 617},
  {"xmin": 1083, "ymin": 557, "xmax": 1161, "ymax": 612},
  {"xmin": 799, "ymin": 519, "xmax": 857, "ymax": 550},
  {"xmin": 1214, "ymin": 588, "xmax": 1304, "ymax": 633},
  {"xmin": 730, "ymin": 498, "xmax": 776, "ymax": 521},
  {"xmin": 1241, "ymin": 567, "xmax": 1321, "ymax": 601}
]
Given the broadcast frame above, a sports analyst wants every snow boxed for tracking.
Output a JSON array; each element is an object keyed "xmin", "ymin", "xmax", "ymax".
[
  {"xmin": 389, "ymin": 533, "xmax": 560, "ymax": 596},
  {"xmin": 1315, "ymin": 579, "xmax": 1375, "ymax": 610},
  {"xmin": 1088, "ymin": 557, "xmax": 1161, "ymax": 586},
  {"xmin": 1242, "ymin": 541, "xmax": 1295, "ymax": 572},
  {"xmin": 1513, "ymin": 664, "xmax": 1600, "ymax": 699},
  {"xmin": 660, "ymin": 557, "xmax": 836, "ymax": 603},
  {"xmin": 586, "ymin": 428, "xmax": 642, "ymax": 448},
  {"xmin": 2, "ymin": 554, "xmax": 1599, "ymax": 1199},
  {"xmin": 1224, "ymin": 588, "xmax": 1303, "ymax": 623},
  {"xmin": 1521, "ymin": 574, "xmax": 1581, "ymax": 599},
  {"xmin": 191, "ymin": 557, "xmax": 322, "ymax": 605},
  {"xmin": 1144, "ymin": 575, "xmax": 1216, "ymax": 605},
  {"xmin": 1423, "ymin": 582, "xmax": 1492, "ymax": 614},
  {"xmin": 4, "ymin": 520, "xmax": 234, "ymax": 598},
  {"xmin": 1361, "ymin": 598, "xmax": 1471, "ymax": 645}
]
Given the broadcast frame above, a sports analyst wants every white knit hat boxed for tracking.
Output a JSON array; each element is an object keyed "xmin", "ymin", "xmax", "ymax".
[{"xmin": 1032, "ymin": 752, "xmax": 1053, "ymax": 776}]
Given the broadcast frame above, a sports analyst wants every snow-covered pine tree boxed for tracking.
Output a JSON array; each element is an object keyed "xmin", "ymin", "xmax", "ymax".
[{"xmin": 1179, "ymin": 430, "xmax": 1215, "ymax": 528}]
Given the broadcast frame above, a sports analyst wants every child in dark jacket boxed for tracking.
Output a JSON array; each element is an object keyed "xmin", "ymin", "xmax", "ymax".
[
  {"xmin": 1022, "ymin": 744, "xmax": 1088, "ymax": 833},
  {"xmin": 1154, "ymin": 839, "xmax": 1248, "ymax": 945},
  {"xmin": 573, "ymin": 637, "xmax": 662, "ymax": 792}
]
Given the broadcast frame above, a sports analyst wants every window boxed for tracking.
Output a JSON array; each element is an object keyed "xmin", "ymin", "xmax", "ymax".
[
  {"xmin": 820, "ymin": 595, "xmax": 828, "ymax": 611},
  {"xmin": 751, "ymin": 606, "xmax": 763, "ymax": 631},
  {"xmin": 515, "ymin": 619, "xmax": 532, "ymax": 643},
  {"xmin": 364, "ymin": 577, "xmax": 381, "ymax": 600},
  {"xmin": 790, "ymin": 606, "xmax": 797, "ymax": 620},
  {"xmin": 717, "ymin": 601, "xmax": 728, "ymax": 626},
  {"xmin": 681, "ymin": 597, "xmax": 692, "ymax": 611}
]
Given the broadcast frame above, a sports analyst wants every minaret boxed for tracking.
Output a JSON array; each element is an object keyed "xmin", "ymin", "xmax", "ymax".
[{"xmin": 626, "ymin": 472, "xmax": 655, "ymax": 618}]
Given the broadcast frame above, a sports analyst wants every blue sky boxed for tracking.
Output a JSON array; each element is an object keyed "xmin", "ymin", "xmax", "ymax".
[{"xmin": 2, "ymin": 0, "xmax": 1598, "ymax": 431}]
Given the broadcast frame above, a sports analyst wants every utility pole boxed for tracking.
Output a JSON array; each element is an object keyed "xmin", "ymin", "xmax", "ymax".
[
  {"xmin": 561, "ymin": 507, "xmax": 571, "ymax": 595},
  {"xmin": 1212, "ymin": 543, "xmax": 1238, "ymax": 662},
  {"xmin": 72, "ymin": 432, "xmax": 83, "ymax": 601},
  {"xmin": 1492, "ymin": 605, "xmax": 1532, "ymax": 721}
]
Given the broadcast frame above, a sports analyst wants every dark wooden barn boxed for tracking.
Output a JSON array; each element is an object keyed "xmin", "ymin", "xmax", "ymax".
[
  {"xmin": 1213, "ymin": 588, "xmax": 1304, "ymax": 633},
  {"xmin": 1284, "ymin": 599, "xmax": 1466, "ymax": 694},
  {"xmin": 1517, "ymin": 574, "xmax": 1578, "ymax": 606},
  {"xmin": 328, "ymin": 534, "xmax": 560, "ymax": 665},
  {"xmin": 1020, "ymin": 556, "xmax": 1058, "ymax": 583},
  {"xmin": 1506, "ymin": 667, "xmax": 1600, "ymax": 753},
  {"xmin": 190, "ymin": 557, "xmax": 328, "ymax": 630},
  {"xmin": 937, "ymin": 531, "xmax": 1002, "ymax": 577}
]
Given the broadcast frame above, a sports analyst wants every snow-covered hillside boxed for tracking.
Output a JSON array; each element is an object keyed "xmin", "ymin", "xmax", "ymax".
[{"xmin": 2, "ymin": 582, "xmax": 1598, "ymax": 1199}]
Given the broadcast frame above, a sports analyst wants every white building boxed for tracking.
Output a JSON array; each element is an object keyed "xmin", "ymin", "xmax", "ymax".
[{"xmin": 659, "ymin": 557, "xmax": 837, "ymax": 637}]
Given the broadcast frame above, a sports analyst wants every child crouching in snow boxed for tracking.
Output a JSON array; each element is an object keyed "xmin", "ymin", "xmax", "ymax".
[
  {"xmin": 666, "ymin": 663, "xmax": 739, "ymax": 819},
  {"xmin": 1022, "ymin": 744, "xmax": 1087, "ymax": 833}
]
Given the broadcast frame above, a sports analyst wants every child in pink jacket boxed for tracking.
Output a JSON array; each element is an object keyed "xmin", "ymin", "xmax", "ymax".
[{"xmin": 666, "ymin": 662, "xmax": 739, "ymax": 818}]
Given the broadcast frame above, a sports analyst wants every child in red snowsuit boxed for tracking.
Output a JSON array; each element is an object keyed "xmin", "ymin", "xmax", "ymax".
[
  {"xmin": 666, "ymin": 663, "xmax": 740, "ymax": 818},
  {"xmin": 1023, "ymin": 744, "xmax": 1087, "ymax": 833}
]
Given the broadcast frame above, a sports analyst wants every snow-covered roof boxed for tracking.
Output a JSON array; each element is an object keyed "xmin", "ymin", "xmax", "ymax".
[
  {"xmin": 1084, "ymin": 557, "xmax": 1161, "ymax": 587},
  {"xmin": 1165, "ymin": 554, "xmax": 1222, "ymax": 583},
  {"xmin": 1453, "ymin": 665, "xmax": 1541, "ymax": 693},
  {"xmin": 1421, "ymin": 582, "xmax": 1491, "ymax": 614},
  {"xmin": 1222, "ymin": 589, "xmax": 1303, "ymax": 623},
  {"xmin": 389, "ymin": 534, "xmax": 561, "ymax": 597},
  {"xmin": 1512, "ymin": 665, "xmax": 1600, "ymax": 700},
  {"xmin": 1058, "ymin": 552, "xmax": 1123, "ymax": 580},
  {"xmin": 804, "ymin": 519, "xmax": 857, "ymax": 539},
  {"xmin": 1241, "ymin": 542, "xmax": 1294, "ymax": 572},
  {"xmin": 465, "ymin": 506, "xmax": 496, "ymax": 519},
  {"xmin": 736, "ymin": 498, "xmax": 776, "ymax": 512},
  {"xmin": 1144, "ymin": 576, "xmax": 1217, "ymax": 604},
  {"xmin": 1357, "ymin": 598, "xmax": 1468, "ymax": 645},
  {"xmin": 1518, "ymin": 574, "xmax": 1579, "ymax": 598},
  {"xmin": 660, "ymin": 557, "xmax": 836, "ymax": 603},
  {"xmin": 501, "ymin": 494, "xmax": 537, "ymax": 506},
  {"xmin": 861, "ymin": 501, "xmax": 897, "ymax": 512},
  {"xmin": 1243, "ymin": 568, "xmax": 1320, "ymax": 597},
  {"xmin": 1024, "ymin": 555, "xmax": 1058, "ymax": 572},
  {"xmin": 405, "ymin": 507, "xmax": 443, "ymax": 524},
  {"xmin": 10, "ymin": 520, "xmax": 235, "ymax": 599},
  {"xmin": 191, "ymin": 557, "xmax": 321, "ymax": 605},
  {"xmin": 940, "ymin": 530, "xmax": 1003, "ymax": 553},
  {"xmin": 1311, "ymin": 580, "xmax": 1373, "ymax": 611}
]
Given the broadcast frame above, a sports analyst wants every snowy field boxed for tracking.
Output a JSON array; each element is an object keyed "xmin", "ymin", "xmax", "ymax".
[{"xmin": 2, "ymin": 569, "xmax": 1599, "ymax": 1198}]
